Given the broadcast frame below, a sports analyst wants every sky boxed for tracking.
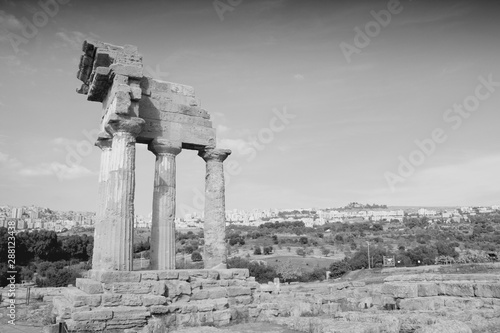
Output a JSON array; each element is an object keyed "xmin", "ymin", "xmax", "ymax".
[{"xmin": 0, "ymin": 0, "xmax": 499, "ymax": 216}]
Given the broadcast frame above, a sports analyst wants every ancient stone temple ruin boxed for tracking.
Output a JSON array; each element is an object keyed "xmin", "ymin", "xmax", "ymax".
[
  {"xmin": 77, "ymin": 40, "xmax": 231, "ymax": 272},
  {"xmin": 48, "ymin": 40, "xmax": 260, "ymax": 332}
]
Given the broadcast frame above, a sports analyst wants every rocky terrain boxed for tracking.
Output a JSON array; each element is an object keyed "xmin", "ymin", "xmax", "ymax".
[{"xmin": 3, "ymin": 265, "xmax": 500, "ymax": 333}]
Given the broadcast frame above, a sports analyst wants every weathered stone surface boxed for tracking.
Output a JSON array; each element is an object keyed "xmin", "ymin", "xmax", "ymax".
[
  {"xmin": 142, "ymin": 295, "xmax": 168, "ymax": 306},
  {"xmin": 71, "ymin": 309, "xmax": 113, "ymax": 321},
  {"xmin": 52, "ymin": 296, "xmax": 72, "ymax": 320},
  {"xmin": 213, "ymin": 309, "xmax": 232, "ymax": 326},
  {"xmin": 178, "ymin": 270, "xmax": 190, "ymax": 281},
  {"xmin": 418, "ymin": 283, "xmax": 439, "ymax": 297},
  {"xmin": 149, "ymin": 140, "xmax": 182, "ymax": 271},
  {"xmin": 414, "ymin": 320, "xmax": 472, "ymax": 333},
  {"xmin": 110, "ymin": 63, "xmax": 143, "ymax": 79},
  {"xmin": 382, "ymin": 283, "xmax": 418, "ymax": 298},
  {"xmin": 207, "ymin": 270, "xmax": 220, "ymax": 280},
  {"xmin": 200, "ymin": 279, "xmax": 220, "ymax": 289},
  {"xmin": 141, "ymin": 272, "xmax": 159, "ymax": 281},
  {"xmin": 399, "ymin": 297, "xmax": 444, "ymax": 311},
  {"xmin": 474, "ymin": 283, "xmax": 500, "ymax": 298},
  {"xmin": 121, "ymin": 294, "xmax": 143, "ymax": 306},
  {"xmin": 208, "ymin": 287, "xmax": 228, "ymax": 299},
  {"xmin": 232, "ymin": 269, "xmax": 250, "ymax": 279},
  {"xmin": 228, "ymin": 295, "xmax": 252, "ymax": 306},
  {"xmin": 166, "ymin": 280, "xmax": 191, "ymax": 298},
  {"xmin": 191, "ymin": 290, "xmax": 210, "ymax": 301},
  {"xmin": 438, "ymin": 282, "xmax": 475, "ymax": 297},
  {"xmin": 218, "ymin": 270, "xmax": 234, "ymax": 280},
  {"xmin": 184, "ymin": 269, "xmax": 209, "ymax": 279},
  {"xmin": 75, "ymin": 278, "xmax": 103, "ymax": 294},
  {"xmin": 111, "ymin": 282, "xmax": 152, "ymax": 294},
  {"xmin": 102, "ymin": 293, "xmax": 122, "ymax": 307},
  {"xmin": 150, "ymin": 305, "xmax": 170, "ymax": 314},
  {"xmin": 93, "ymin": 124, "xmax": 143, "ymax": 271},
  {"xmin": 443, "ymin": 297, "xmax": 483, "ymax": 310},
  {"xmin": 227, "ymin": 287, "xmax": 251, "ymax": 297},
  {"xmin": 112, "ymin": 306, "xmax": 150, "ymax": 320},
  {"xmin": 62, "ymin": 287, "xmax": 101, "ymax": 307},
  {"xmin": 177, "ymin": 312, "xmax": 197, "ymax": 327},
  {"xmin": 65, "ymin": 319, "xmax": 106, "ymax": 332},
  {"xmin": 158, "ymin": 270, "xmax": 179, "ymax": 280},
  {"xmin": 106, "ymin": 318, "xmax": 147, "ymax": 330},
  {"xmin": 197, "ymin": 310, "xmax": 215, "ymax": 326},
  {"xmin": 199, "ymin": 148, "xmax": 231, "ymax": 269}
]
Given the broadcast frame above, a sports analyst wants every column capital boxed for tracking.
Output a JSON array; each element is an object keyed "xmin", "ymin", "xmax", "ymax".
[
  {"xmin": 148, "ymin": 139, "xmax": 182, "ymax": 156},
  {"xmin": 198, "ymin": 148, "xmax": 231, "ymax": 163},
  {"xmin": 105, "ymin": 114, "xmax": 145, "ymax": 137},
  {"xmin": 95, "ymin": 132, "xmax": 112, "ymax": 150}
]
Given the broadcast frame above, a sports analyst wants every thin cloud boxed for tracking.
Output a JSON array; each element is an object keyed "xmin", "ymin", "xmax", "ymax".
[
  {"xmin": 293, "ymin": 74, "xmax": 305, "ymax": 81},
  {"xmin": 0, "ymin": 150, "xmax": 93, "ymax": 180},
  {"xmin": 374, "ymin": 154, "xmax": 500, "ymax": 206},
  {"xmin": 394, "ymin": 4, "xmax": 471, "ymax": 27},
  {"xmin": 0, "ymin": 151, "xmax": 22, "ymax": 169},
  {"xmin": 217, "ymin": 138, "xmax": 251, "ymax": 153},
  {"xmin": 0, "ymin": 10, "xmax": 23, "ymax": 31},
  {"xmin": 19, "ymin": 162, "xmax": 94, "ymax": 180},
  {"xmin": 254, "ymin": 0, "xmax": 288, "ymax": 13},
  {"xmin": 55, "ymin": 31, "xmax": 90, "ymax": 50},
  {"xmin": 217, "ymin": 124, "xmax": 229, "ymax": 133}
]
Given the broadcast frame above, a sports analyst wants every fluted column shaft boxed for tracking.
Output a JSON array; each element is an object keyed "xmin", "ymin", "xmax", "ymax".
[
  {"xmin": 199, "ymin": 148, "xmax": 231, "ymax": 269},
  {"xmin": 149, "ymin": 140, "xmax": 182, "ymax": 270},
  {"xmin": 94, "ymin": 114, "xmax": 145, "ymax": 271},
  {"xmin": 92, "ymin": 135, "xmax": 112, "ymax": 269}
]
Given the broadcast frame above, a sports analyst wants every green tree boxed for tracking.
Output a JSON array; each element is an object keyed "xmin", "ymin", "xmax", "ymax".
[
  {"xmin": 276, "ymin": 260, "xmax": 302, "ymax": 282},
  {"xmin": 191, "ymin": 251, "xmax": 203, "ymax": 262},
  {"xmin": 329, "ymin": 260, "xmax": 351, "ymax": 279}
]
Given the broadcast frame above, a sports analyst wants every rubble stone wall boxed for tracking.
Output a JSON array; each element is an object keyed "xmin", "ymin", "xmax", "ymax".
[{"xmin": 52, "ymin": 269, "xmax": 258, "ymax": 332}]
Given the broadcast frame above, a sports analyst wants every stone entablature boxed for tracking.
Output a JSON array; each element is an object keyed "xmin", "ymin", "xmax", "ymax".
[{"xmin": 53, "ymin": 269, "xmax": 258, "ymax": 332}]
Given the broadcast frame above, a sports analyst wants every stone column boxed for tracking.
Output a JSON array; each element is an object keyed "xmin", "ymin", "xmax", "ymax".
[
  {"xmin": 92, "ymin": 133, "xmax": 112, "ymax": 268},
  {"xmin": 198, "ymin": 148, "xmax": 231, "ymax": 269},
  {"xmin": 148, "ymin": 139, "xmax": 182, "ymax": 270},
  {"xmin": 94, "ymin": 114, "xmax": 145, "ymax": 271}
]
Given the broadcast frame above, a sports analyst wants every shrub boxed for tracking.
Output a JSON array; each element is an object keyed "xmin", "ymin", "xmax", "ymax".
[
  {"xmin": 276, "ymin": 260, "xmax": 302, "ymax": 282},
  {"xmin": 253, "ymin": 247, "xmax": 262, "ymax": 255},
  {"xmin": 296, "ymin": 248, "xmax": 306, "ymax": 257},
  {"xmin": 35, "ymin": 267, "xmax": 80, "ymax": 287},
  {"xmin": 329, "ymin": 260, "xmax": 351, "ymax": 279},
  {"xmin": 227, "ymin": 256, "xmax": 277, "ymax": 283},
  {"xmin": 263, "ymin": 246, "xmax": 273, "ymax": 255},
  {"xmin": 300, "ymin": 267, "xmax": 327, "ymax": 282},
  {"xmin": 191, "ymin": 251, "xmax": 203, "ymax": 262}
]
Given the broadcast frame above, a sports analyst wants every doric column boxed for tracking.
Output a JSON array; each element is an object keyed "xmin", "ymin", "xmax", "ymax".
[
  {"xmin": 198, "ymin": 148, "xmax": 231, "ymax": 269},
  {"xmin": 148, "ymin": 139, "xmax": 182, "ymax": 270},
  {"xmin": 94, "ymin": 114, "xmax": 145, "ymax": 271},
  {"xmin": 92, "ymin": 133, "xmax": 112, "ymax": 268}
]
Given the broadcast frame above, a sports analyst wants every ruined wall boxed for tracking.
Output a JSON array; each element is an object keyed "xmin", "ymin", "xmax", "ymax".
[{"xmin": 52, "ymin": 269, "xmax": 258, "ymax": 332}]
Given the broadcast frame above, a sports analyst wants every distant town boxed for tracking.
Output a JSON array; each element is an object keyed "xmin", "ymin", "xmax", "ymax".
[{"xmin": 1, "ymin": 202, "xmax": 499, "ymax": 233}]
